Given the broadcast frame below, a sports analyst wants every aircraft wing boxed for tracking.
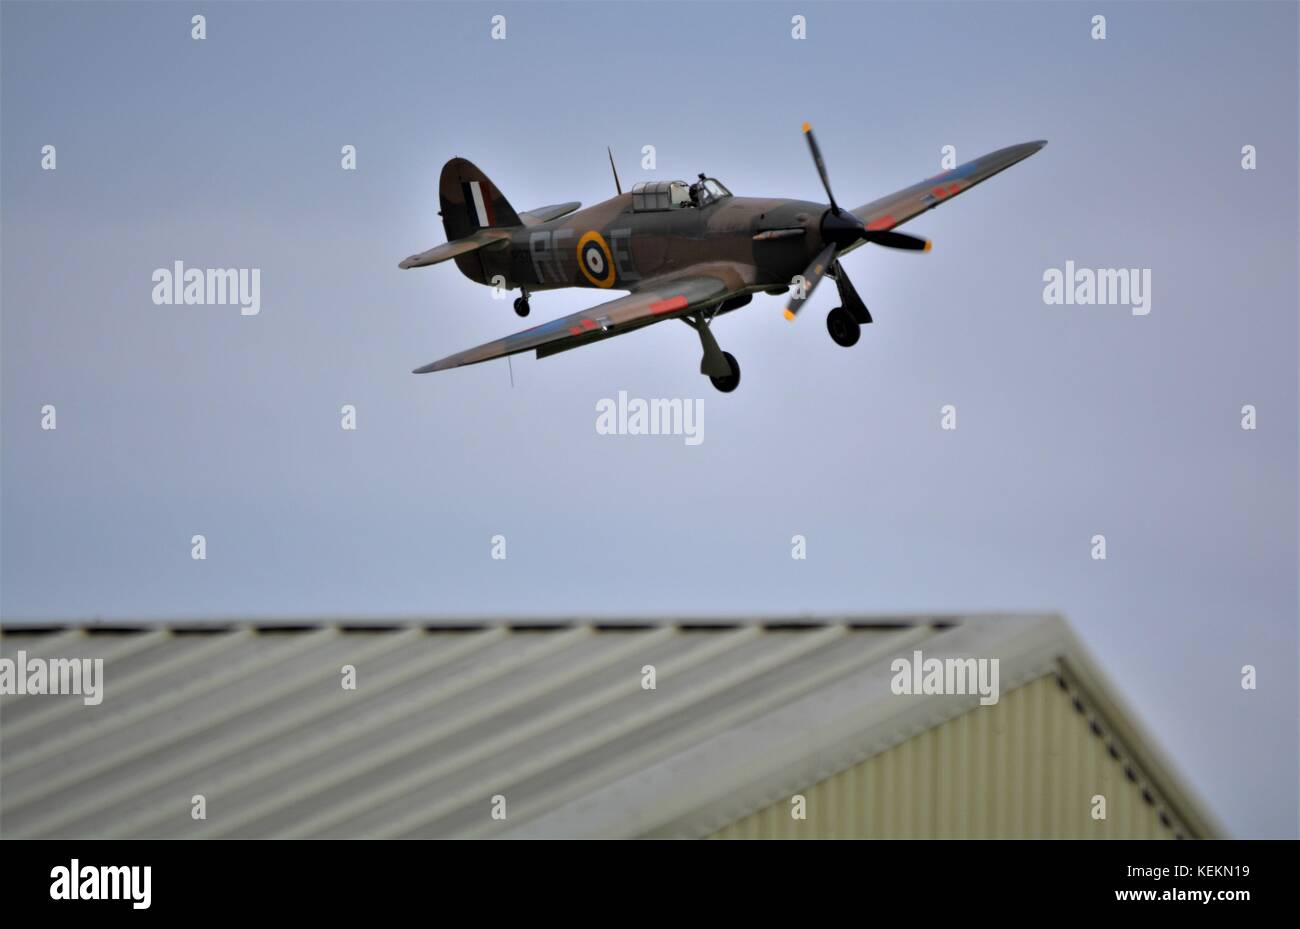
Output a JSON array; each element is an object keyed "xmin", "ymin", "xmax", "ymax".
[
  {"xmin": 518, "ymin": 201, "xmax": 582, "ymax": 226},
  {"xmin": 413, "ymin": 269, "xmax": 745, "ymax": 373},
  {"xmin": 844, "ymin": 140, "xmax": 1046, "ymax": 251}
]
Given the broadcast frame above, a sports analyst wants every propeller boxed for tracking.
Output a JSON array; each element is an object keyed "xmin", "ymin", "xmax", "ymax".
[
  {"xmin": 783, "ymin": 242, "xmax": 837, "ymax": 321},
  {"xmin": 803, "ymin": 122, "xmax": 840, "ymax": 215},
  {"xmin": 785, "ymin": 124, "xmax": 931, "ymax": 320},
  {"xmin": 866, "ymin": 229, "xmax": 931, "ymax": 251}
]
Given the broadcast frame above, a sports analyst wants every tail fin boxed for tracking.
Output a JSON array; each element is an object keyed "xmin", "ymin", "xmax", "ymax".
[{"xmin": 439, "ymin": 157, "xmax": 521, "ymax": 241}]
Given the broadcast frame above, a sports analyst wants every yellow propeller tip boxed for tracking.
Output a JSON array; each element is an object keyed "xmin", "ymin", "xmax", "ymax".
[
  {"xmin": 924, "ymin": 240, "xmax": 933, "ymax": 252},
  {"xmin": 784, "ymin": 309, "xmax": 796, "ymax": 321},
  {"xmin": 801, "ymin": 122, "xmax": 811, "ymax": 133}
]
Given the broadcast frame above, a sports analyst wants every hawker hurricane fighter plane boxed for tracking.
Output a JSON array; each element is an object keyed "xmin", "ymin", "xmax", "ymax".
[{"xmin": 401, "ymin": 126, "xmax": 1045, "ymax": 392}]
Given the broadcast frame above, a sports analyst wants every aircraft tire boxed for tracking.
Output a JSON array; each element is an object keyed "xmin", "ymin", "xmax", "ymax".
[
  {"xmin": 827, "ymin": 306, "xmax": 860, "ymax": 347},
  {"xmin": 709, "ymin": 352, "xmax": 741, "ymax": 393}
]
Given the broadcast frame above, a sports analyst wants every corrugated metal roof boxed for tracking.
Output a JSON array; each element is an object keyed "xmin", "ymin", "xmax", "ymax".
[
  {"xmin": 710, "ymin": 675, "xmax": 1185, "ymax": 839},
  {"xmin": 0, "ymin": 616, "xmax": 1221, "ymax": 839}
]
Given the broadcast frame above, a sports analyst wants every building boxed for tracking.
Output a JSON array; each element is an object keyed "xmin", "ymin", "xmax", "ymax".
[{"xmin": 0, "ymin": 614, "xmax": 1220, "ymax": 839}]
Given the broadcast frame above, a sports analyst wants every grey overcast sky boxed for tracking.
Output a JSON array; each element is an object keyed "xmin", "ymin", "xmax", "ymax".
[{"xmin": 2, "ymin": 1, "xmax": 1296, "ymax": 837}]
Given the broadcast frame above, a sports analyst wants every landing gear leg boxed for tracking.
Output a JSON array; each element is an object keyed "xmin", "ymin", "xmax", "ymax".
[
  {"xmin": 513, "ymin": 291, "xmax": 531, "ymax": 317},
  {"xmin": 682, "ymin": 313, "xmax": 740, "ymax": 392},
  {"xmin": 830, "ymin": 260, "xmax": 872, "ymax": 324},
  {"xmin": 825, "ymin": 260, "xmax": 870, "ymax": 348}
]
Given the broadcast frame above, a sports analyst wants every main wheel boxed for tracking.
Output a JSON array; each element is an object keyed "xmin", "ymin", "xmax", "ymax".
[
  {"xmin": 826, "ymin": 306, "xmax": 860, "ymax": 347},
  {"xmin": 513, "ymin": 296, "xmax": 530, "ymax": 317},
  {"xmin": 709, "ymin": 351, "xmax": 741, "ymax": 393}
]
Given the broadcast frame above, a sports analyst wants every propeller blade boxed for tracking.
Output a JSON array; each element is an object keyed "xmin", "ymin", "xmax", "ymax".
[
  {"xmin": 784, "ymin": 242, "xmax": 838, "ymax": 321},
  {"xmin": 802, "ymin": 123, "xmax": 839, "ymax": 214},
  {"xmin": 864, "ymin": 229, "xmax": 932, "ymax": 251}
]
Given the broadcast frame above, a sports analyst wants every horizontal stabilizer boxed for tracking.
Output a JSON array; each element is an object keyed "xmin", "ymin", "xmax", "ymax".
[
  {"xmin": 519, "ymin": 201, "xmax": 582, "ymax": 226},
  {"xmin": 398, "ymin": 228, "xmax": 511, "ymax": 270}
]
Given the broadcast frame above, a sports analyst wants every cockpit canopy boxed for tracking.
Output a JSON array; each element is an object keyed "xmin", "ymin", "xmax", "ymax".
[
  {"xmin": 692, "ymin": 177, "xmax": 732, "ymax": 207},
  {"xmin": 631, "ymin": 177, "xmax": 732, "ymax": 212},
  {"xmin": 631, "ymin": 181, "xmax": 692, "ymax": 212}
]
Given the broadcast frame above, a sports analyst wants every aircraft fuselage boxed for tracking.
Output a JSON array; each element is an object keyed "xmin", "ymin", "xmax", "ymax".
[{"xmin": 454, "ymin": 195, "xmax": 828, "ymax": 295}]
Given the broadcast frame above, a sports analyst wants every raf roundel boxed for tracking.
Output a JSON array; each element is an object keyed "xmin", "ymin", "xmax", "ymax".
[{"xmin": 577, "ymin": 230, "xmax": 616, "ymax": 288}]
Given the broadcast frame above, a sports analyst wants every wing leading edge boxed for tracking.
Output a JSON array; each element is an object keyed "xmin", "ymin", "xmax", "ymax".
[
  {"xmin": 413, "ymin": 270, "xmax": 746, "ymax": 374},
  {"xmin": 844, "ymin": 140, "xmax": 1046, "ymax": 251}
]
